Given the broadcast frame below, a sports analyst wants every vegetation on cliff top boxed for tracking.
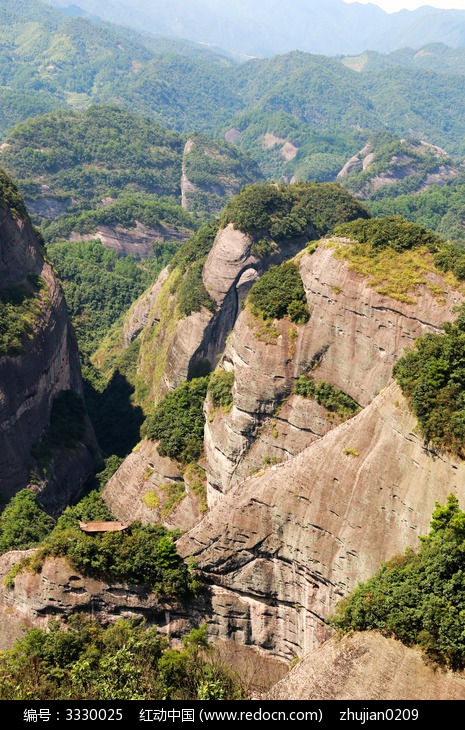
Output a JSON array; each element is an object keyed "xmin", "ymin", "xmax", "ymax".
[
  {"xmin": 294, "ymin": 375, "xmax": 360, "ymax": 420},
  {"xmin": 7, "ymin": 517, "xmax": 198, "ymax": 605},
  {"xmin": 366, "ymin": 180, "xmax": 465, "ymax": 246},
  {"xmin": 332, "ymin": 215, "xmax": 465, "ymax": 304},
  {"xmin": 334, "ymin": 215, "xmax": 443, "ymax": 253},
  {"xmin": 2, "ymin": 485, "xmax": 197, "ymax": 602},
  {"xmin": 220, "ymin": 181, "xmax": 369, "ymax": 243},
  {"xmin": 142, "ymin": 377, "xmax": 210, "ymax": 465},
  {"xmin": 32, "ymin": 521, "xmax": 196, "ymax": 599},
  {"xmin": 0, "ymin": 168, "xmax": 28, "ymax": 221},
  {"xmin": 248, "ymin": 261, "xmax": 309, "ymax": 324},
  {"xmin": 331, "ymin": 494, "xmax": 465, "ymax": 670},
  {"xmin": 0, "ymin": 618, "xmax": 245, "ymax": 700}
]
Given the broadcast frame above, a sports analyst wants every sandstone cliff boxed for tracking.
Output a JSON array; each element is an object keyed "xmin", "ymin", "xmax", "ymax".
[
  {"xmin": 265, "ymin": 631, "xmax": 465, "ymax": 700},
  {"xmin": 102, "ymin": 227, "xmax": 465, "ymax": 664},
  {"xmin": 178, "ymin": 382, "xmax": 465, "ymax": 659},
  {"xmin": 0, "ymin": 174, "xmax": 96, "ymax": 512},
  {"xmin": 67, "ymin": 221, "xmax": 190, "ymax": 259},
  {"xmin": 204, "ymin": 240, "xmax": 463, "ymax": 499},
  {"xmin": 102, "ymin": 439, "xmax": 206, "ymax": 532},
  {"xmin": 99, "ymin": 222, "xmax": 311, "ymax": 517},
  {"xmin": 337, "ymin": 137, "xmax": 461, "ymax": 198},
  {"xmin": 98, "ymin": 220, "xmax": 309, "ymax": 410},
  {"xmin": 0, "ymin": 552, "xmax": 203, "ymax": 650}
]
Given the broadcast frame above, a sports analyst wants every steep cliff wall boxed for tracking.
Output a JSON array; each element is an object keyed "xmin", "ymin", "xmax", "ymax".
[
  {"xmin": 204, "ymin": 241, "xmax": 464, "ymax": 498},
  {"xmin": 0, "ymin": 173, "xmax": 96, "ymax": 512},
  {"xmin": 102, "ymin": 439, "xmax": 205, "ymax": 533},
  {"xmin": 178, "ymin": 383, "xmax": 465, "ymax": 659},
  {"xmin": 100, "ymin": 220, "xmax": 309, "ymax": 410},
  {"xmin": 0, "ymin": 552, "xmax": 205, "ymax": 650}
]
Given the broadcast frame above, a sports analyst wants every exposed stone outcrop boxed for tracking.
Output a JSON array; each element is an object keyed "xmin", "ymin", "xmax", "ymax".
[
  {"xmin": 337, "ymin": 138, "xmax": 460, "ymax": 198},
  {"xmin": 0, "ymin": 551, "xmax": 287, "ymax": 695},
  {"xmin": 102, "ymin": 439, "xmax": 205, "ymax": 533},
  {"xmin": 101, "ymin": 233, "xmax": 465, "ymax": 663},
  {"xmin": 112, "ymin": 221, "xmax": 308, "ymax": 406},
  {"xmin": 181, "ymin": 138, "xmax": 198, "ymax": 211},
  {"xmin": 178, "ymin": 382, "xmax": 465, "ymax": 659},
  {"xmin": 265, "ymin": 632, "xmax": 465, "ymax": 700},
  {"xmin": 204, "ymin": 241, "xmax": 464, "ymax": 497},
  {"xmin": 68, "ymin": 221, "xmax": 190, "ymax": 259},
  {"xmin": 0, "ymin": 553, "xmax": 205, "ymax": 650},
  {"xmin": 0, "ymin": 205, "xmax": 42, "ymax": 287},
  {"xmin": 0, "ymin": 179, "xmax": 96, "ymax": 512},
  {"xmin": 122, "ymin": 267, "xmax": 170, "ymax": 347},
  {"xmin": 188, "ymin": 223, "xmax": 307, "ymax": 379}
]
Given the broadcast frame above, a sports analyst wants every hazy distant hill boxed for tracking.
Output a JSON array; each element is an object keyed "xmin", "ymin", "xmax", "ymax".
[
  {"xmin": 46, "ymin": 0, "xmax": 465, "ymax": 57},
  {"xmin": 343, "ymin": 43, "xmax": 465, "ymax": 76}
]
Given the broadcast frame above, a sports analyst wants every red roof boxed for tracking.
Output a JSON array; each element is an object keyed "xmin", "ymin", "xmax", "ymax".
[{"xmin": 79, "ymin": 521, "xmax": 128, "ymax": 533}]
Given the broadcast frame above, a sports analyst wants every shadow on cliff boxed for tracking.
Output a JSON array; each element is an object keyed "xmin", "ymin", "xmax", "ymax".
[{"xmin": 83, "ymin": 370, "xmax": 144, "ymax": 457}]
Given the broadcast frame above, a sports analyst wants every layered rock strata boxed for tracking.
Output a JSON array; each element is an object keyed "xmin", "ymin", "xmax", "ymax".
[
  {"xmin": 0, "ymin": 180, "xmax": 96, "ymax": 511},
  {"xmin": 204, "ymin": 241, "xmax": 464, "ymax": 498},
  {"xmin": 179, "ymin": 383, "xmax": 465, "ymax": 659},
  {"xmin": 0, "ymin": 553, "xmax": 204, "ymax": 650}
]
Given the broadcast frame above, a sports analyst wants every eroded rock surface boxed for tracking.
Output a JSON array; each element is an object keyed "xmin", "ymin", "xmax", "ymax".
[
  {"xmin": 179, "ymin": 383, "xmax": 465, "ymax": 659},
  {"xmin": 102, "ymin": 439, "xmax": 205, "ymax": 532},
  {"xmin": 0, "ymin": 553, "xmax": 205, "ymax": 649},
  {"xmin": 0, "ymin": 192, "xmax": 96, "ymax": 511},
  {"xmin": 265, "ymin": 631, "xmax": 465, "ymax": 700},
  {"xmin": 205, "ymin": 242, "xmax": 464, "ymax": 497}
]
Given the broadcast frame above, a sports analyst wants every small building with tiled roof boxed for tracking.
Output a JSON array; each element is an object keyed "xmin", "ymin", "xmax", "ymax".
[{"xmin": 79, "ymin": 521, "xmax": 129, "ymax": 533}]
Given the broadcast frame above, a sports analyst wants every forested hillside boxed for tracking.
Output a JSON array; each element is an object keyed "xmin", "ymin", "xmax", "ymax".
[{"xmin": 5, "ymin": 1, "xmax": 465, "ymax": 168}]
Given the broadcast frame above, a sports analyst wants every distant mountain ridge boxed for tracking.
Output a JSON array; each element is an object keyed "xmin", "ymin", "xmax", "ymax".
[{"xmin": 45, "ymin": 0, "xmax": 465, "ymax": 57}]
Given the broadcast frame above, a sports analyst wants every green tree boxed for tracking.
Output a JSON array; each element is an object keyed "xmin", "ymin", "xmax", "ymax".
[
  {"xmin": 142, "ymin": 377, "xmax": 210, "ymax": 464},
  {"xmin": 393, "ymin": 305, "xmax": 465, "ymax": 456},
  {"xmin": 0, "ymin": 490, "xmax": 55, "ymax": 553},
  {"xmin": 248, "ymin": 262, "xmax": 308, "ymax": 323}
]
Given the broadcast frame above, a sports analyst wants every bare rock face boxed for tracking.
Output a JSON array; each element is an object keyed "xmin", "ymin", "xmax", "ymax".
[
  {"xmin": 265, "ymin": 632, "xmax": 465, "ymax": 700},
  {"xmin": 121, "ymin": 267, "xmax": 214, "ymax": 405},
  {"xmin": 0, "ymin": 553, "xmax": 204, "ymax": 650},
  {"xmin": 179, "ymin": 383, "xmax": 465, "ymax": 660},
  {"xmin": 118, "ymin": 220, "xmax": 307, "ymax": 406},
  {"xmin": 0, "ymin": 180, "xmax": 96, "ymax": 511},
  {"xmin": 189, "ymin": 223, "xmax": 308, "ymax": 380},
  {"xmin": 205, "ymin": 242, "xmax": 464, "ymax": 497},
  {"xmin": 0, "ymin": 206, "xmax": 42, "ymax": 286},
  {"xmin": 337, "ymin": 138, "xmax": 459, "ymax": 198},
  {"xmin": 122, "ymin": 267, "xmax": 170, "ymax": 347},
  {"xmin": 202, "ymin": 224, "xmax": 256, "ymax": 308},
  {"xmin": 68, "ymin": 222, "xmax": 190, "ymax": 259},
  {"xmin": 337, "ymin": 142, "xmax": 373, "ymax": 180},
  {"xmin": 102, "ymin": 439, "xmax": 205, "ymax": 533}
]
